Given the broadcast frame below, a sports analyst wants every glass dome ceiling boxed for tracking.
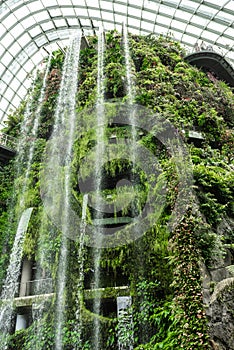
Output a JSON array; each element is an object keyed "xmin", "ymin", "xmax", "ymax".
[{"xmin": 0, "ymin": 0, "xmax": 233, "ymax": 124}]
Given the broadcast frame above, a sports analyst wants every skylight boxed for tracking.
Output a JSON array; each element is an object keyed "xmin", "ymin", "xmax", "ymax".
[{"xmin": 0, "ymin": 0, "xmax": 233, "ymax": 124}]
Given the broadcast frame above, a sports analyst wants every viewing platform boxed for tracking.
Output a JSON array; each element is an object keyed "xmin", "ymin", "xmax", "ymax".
[
  {"xmin": 185, "ymin": 49, "xmax": 234, "ymax": 87},
  {"xmin": 10, "ymin": 278, "xmax": 130, "ymax": 308},
  {"xmin": 0, "ymin": 132, "xmax": 17, "ymax": 162}
]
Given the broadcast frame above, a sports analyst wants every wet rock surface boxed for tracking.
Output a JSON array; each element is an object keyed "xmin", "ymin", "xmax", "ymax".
[{"xmin": 202, "ymin": 249, "xmax": 234, "ymax": 350}]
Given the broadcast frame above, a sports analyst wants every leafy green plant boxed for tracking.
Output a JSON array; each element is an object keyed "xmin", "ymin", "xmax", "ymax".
[{"xmin": 1, "ymin": 30, "xmax": 233, "ymax": 349}]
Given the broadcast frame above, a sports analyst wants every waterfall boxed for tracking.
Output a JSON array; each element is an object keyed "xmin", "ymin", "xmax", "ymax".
[
  {"xmin": 0, "ymin": 55, "xmax": 51, "ymax": 349},
  {"xmin": 53, "ymin": 36, "xmax": 75, "ymax": 128},
  {"xmin": 117, "ymin": 296, "xmax": 134, "ymax": 350},
  {"xmin": 0, "ymin": 90, "xmax": 36, "ymax": 344},
  {"xmin": 1, "ymin": 28, "xmax": 144, "ymax": 349},
  {"xmin": 0, "ymin": 208, "xmax": 33, "ymax": 349},
  {"xmin": 20, "ymin": 53, "xmax": 52, "ymax": 205},
  {"xmin": 74, "ymin": 193, "xmax": 88, "ymax": 349},
  {"xmin": 122, "ymin": 22, "xmax": 138, "ymax": 210},
  {"xmin": 15, "ymin": 70, "xmax": 38, "ymax": 177},
  {"xmin": 92, "ymin": 28, "xmax": 106, "ymax": 350},
  {"xmin": 53, "ymin": 33, "xmax": 82, "ymax": 350},
  {"xmin": 122, "ymin": 23, "xmax": 135, "ymax": 104},
  {"xmin": 122, "ymin": 22, "xmax": 137, "ymax": 164},
  {"xmin": 31, "ymin": 299, "xmax": 47, "ymax": 350},
  {"xmin": 122, "ymin": 24, "xmax": 136, "ymax": 349},
  {"xmin": 29, "ymin": 209, "xmax": 54, "ymax": 349},
  {"xmin": 15, "ymin": 52, "xmax": 50, "ymax": 178}
]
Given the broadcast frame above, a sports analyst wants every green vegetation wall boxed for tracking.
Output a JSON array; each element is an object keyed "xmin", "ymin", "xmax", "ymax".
[{"xmin": 1, "ymin": 31, "xmax": 233, "ymax": 349}]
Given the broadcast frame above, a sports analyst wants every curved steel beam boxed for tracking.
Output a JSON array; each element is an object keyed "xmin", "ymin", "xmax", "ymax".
[
  {"xmin": 0, "ymin": 0, "xmax": 233, "ymax": 123},
  {"xmin": 185, "ymin": 50, "xmax": 234, "ymax": 87}
]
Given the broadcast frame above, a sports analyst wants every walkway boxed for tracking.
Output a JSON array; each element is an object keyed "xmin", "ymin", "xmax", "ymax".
[
  {"xmin": 0, "ymin": 132, "xmax": 17, "ymax": 161},
  {"xmin": 185, "ymin": 49, "xmax": 234, "ymax": 87}
]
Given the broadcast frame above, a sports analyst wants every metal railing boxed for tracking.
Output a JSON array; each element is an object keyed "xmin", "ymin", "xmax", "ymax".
[
  {"xmin": 187, "ymin": 44, "xmax": 234, "ymax": 69},
  {"xmin": 0, "ymin": 132, "xmax": 17, "ymax": 151},
  {"xmin": 15, "ymin": 278, "xmax": 53, "ymax": 297}
]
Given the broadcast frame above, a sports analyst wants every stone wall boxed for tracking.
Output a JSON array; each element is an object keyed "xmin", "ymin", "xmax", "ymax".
[{"xmin": 202, "ymin": 248, "xmax": 234, "ymax": 349}]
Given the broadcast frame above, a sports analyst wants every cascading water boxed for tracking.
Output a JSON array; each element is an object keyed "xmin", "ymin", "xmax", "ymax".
[
  {"xmin": 74, "ymin": 193, "xmax": 88, "ymax": 349},
  {"xmin": 0, "ymin": 208, "xmax": 33, "ymax": 349},
  {"xmin": 31, "ymin": 300, "xmax": 47, "ymax": 350},
  {"xmin": 15, "ymin": 70, "xmax": 38, "ymax": 177},
  {"xmin": 117, "ymin": 296, "xmax": 134, "ymax": 350},
  {"xmin": 122, "ymin": 22, "xmax": 137, "ymax": 148},
  {"xmin": 122, "ymin": 23, "xmax": 135, "ymax": 105},
  {"xmin": 48, "ymin": 33, "xmax": 81, "ymax": 350},
  {"xmin": 122, "ymin": 22, "xmax": 137, "ymax": 182},
  {"xmin": 120, "ymin": 24, "xmax": 136, "ymax": 349},
  {"xmin": 21, "ymin": 53, "xmax": 52, "ymax": 199},
  {"xmin": 29, "ymin": 209, "xmax": 54, "ymax": 349},
  {"xmin": 52, "ymin": 35, "xmax": 75, "ymax": 128},
  {"xmin": 40, "ymin": 38, "xmax": 78, "ymax": 231},
  {"xmin": 37, "ymin": 32, "xmax": 83, "ymax": 349},
  {"xmin": 0, "ymin": 56, "xmax": 52, "ymax": 350},
  {"xmin": 2, "ymin": 29, "xmax": 143, "ymax": 350},
  {"xmin": 92, "ymin": 28, "xmax": 106, "ymax": 350}
]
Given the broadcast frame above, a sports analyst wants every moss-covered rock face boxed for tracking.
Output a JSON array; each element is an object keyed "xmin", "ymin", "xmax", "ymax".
[{"xmin": 0, "ymin": 31, "xmax": 233, "ymax": 349}]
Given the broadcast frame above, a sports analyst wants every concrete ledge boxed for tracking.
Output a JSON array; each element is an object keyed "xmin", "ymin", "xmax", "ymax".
[
  {"xmin": 84, "ymin": 286, "xmax": 130, "ymax": 300},
  {"xmin": 11, "ymin": 286, "xmax": 130, "ymax": 308},
  {"xmin": 13, "ymin": 293, "xmax": 55, "ymax": 307}
]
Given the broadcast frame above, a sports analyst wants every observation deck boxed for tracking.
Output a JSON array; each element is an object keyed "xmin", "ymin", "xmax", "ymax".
[
  {"xmin": 12, "ymin": 278, "xmax": 130, "ymax": 308},
  {"xmin": 0, "ymin": 132, "xmax": 17, "ymax": 162},
  {"xmin": 185, "ymin": 48, "xmax": 234, "ymax": 87}
]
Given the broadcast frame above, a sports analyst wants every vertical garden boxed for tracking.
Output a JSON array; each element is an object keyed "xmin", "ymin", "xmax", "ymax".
[{"xmin": 0, "ymin": 31, "xmax": 233, "ymax": 349}]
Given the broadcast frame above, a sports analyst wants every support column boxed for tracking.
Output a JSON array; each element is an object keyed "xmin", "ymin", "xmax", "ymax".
[
  {"xmin": 117, "ymin": 296, "xmax": 134, "ymax": 350},
  {"xmin": 19, "ymin": 259, "xmax": 32, "ymax": 297},
  {"xmin": 15, "ymin": 314, "xmax": 28, "ymax": 331}
]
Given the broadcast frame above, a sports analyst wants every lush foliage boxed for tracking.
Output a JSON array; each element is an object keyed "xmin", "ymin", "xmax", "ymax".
[{"xmin": 0, "ymin": 30, "xmax": 233, "ymax": 349}]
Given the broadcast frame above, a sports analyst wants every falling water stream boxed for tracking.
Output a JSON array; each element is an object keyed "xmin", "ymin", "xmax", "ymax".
[
  {"xmin": 53, "ymin": 33, "xmax": 82, "ymax": 350},
  {"xmin": 21, "ymin": 53, "xmax": 52, "ymax": 199},
  {"xmin": 123, "ymin": 23, "xmax": 135, "ymax": 105},
  {"xmin": 122, "ymin": 22, "xmax": 137, "ymax": 148},
  {"xmin": 31, "ymin": 299, "xmax": 47, "ymax": 350},
  {"xmin": 92, "ymin": 28, "xmax": 106, "ymax": 350},
  {"xmin": 0, "ymin": 55, "xmax": 52, "ymax": 350},
  {"xmin": 0, "ymin": 208, "xmax": 33, "ymax": 349},
  {"xmin": 122, "ymin": 24, "xmax": 137, "ymax": 181},
  {"xmin": 1, "ymin": 28, "xmax": 138, "ymax": 350},
  {"xmin": 120, "ymin": 24, "xmax": 135, "ymax": 350},
  {"xmin": 74, "ymin": 193, "xmax": 88, "ymax": 349},
  {"xmin": 15, "ymin": 70, "xmax": 38, "ymax": 177},
  {"xmin": 54, "ymin": 37, "xmax": 74, "ymax": 127}
]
